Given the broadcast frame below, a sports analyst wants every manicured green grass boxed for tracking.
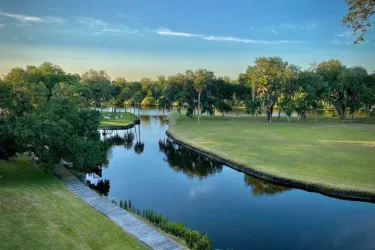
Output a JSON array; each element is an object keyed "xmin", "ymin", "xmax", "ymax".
[
  {"xmin": 99, "ymin": 111, "xmax": 137, "ymax": 127},
  {"xmin": 168, "ymin": 115, "xmax": 375, "ymax": 195},
  {"xmin": 0, "ymin": 157, "xmax": 147, "ymax": 250}
]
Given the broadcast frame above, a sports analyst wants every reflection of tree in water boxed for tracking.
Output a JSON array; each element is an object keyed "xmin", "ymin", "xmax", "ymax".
[
  {"xmin": 102, "ymin": 129, "xmax": 135, "ymax": 151},
  {"xmin": 134, "ymin": 125, "xmax": 144, "ymax": 154},
  {"xmin": 158, "ymin": 116, "xmax": 167, "ymax": 128},
  {"xmin": 139, "ymin": 115, "xmax": 151, "ymax": 128},
  {"xmin": 87, "ymin": 179, "xmax": 110, "ymax": 196},
  {"xmin": 123, "ymin": 131, "xmax": 135, "ymax": 150},
  {"xmin": 158, "ymin": 138, "xmax": 223, "ymax": 179},
  {"xmin": 244, "ymin": 174, "xmax": 291, "ymax": 196}
]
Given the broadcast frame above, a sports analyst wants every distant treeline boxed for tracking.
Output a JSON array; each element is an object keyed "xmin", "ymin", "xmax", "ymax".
[
  {"xmin": 1, "ymin": 59, "xmax": 374, "ymax": 164},
  {"xmin": 2, "ymin": 58, "xmax": 375, "ymax": 122}
]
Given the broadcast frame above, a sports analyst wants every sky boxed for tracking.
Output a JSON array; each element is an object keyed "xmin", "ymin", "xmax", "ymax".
[{"xmin": 0, "ymin": 0, "xmax": 374, "ymax": 80}]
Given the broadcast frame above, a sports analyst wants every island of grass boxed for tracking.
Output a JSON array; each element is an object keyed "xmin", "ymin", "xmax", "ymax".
[
  {"xmin": 99, "ymin": 111, "xmax": 137, "ymax": 128},
  {"xmin": 167, "ymin": 115, "xmax": 375, "ymax": 201},
  {"xmin": 0, "ymin": 157, "xmax": 147, "ymax": 250}
]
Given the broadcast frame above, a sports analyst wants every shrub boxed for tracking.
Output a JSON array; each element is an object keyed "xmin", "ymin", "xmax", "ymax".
[{"xmin": 141, "ymin": 96, "xmax": 157, "ymax": 106}]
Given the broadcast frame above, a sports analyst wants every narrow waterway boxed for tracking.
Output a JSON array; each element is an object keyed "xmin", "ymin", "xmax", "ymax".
[{"xmin": 87, "ymin": 111, "xmax": 375, "ymax": 250}]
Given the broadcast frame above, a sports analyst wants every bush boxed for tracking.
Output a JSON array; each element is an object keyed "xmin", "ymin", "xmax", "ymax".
[{"xmin": 141, "ymin": 96, "xmax": 157, "ymax": 106}]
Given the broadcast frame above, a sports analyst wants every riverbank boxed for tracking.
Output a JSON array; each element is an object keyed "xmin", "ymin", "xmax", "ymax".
[
  {"xmin": 0, "ymin": 157, "xmax": 147, "ymax": 249},
  {"xmin": 99, "ymin": 111, "xmax": 137, "ymax": 129},
  {"xmin": 167, "ymin": 115, "xmax": 375, "ymax": 201}
]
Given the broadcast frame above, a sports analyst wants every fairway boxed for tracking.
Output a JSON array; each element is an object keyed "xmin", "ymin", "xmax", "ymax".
[
  {"xmin": 0, "ymin": 158, "xmax": 146, "ymax": 250},
  {"xmin": 168, "ymin": 116, "xmax": 375, "ymax": 197},
  {"xmin": 99, "ymin": 111, "xmax": 137, "ymax": 127}
]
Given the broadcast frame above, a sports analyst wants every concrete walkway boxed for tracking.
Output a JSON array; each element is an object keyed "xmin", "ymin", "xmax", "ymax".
[{"xmin": 54, "ymin": 166, "xmax": 182, "ymax": 250}]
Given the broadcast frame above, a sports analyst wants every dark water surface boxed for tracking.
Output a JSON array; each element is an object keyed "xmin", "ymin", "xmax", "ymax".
[{"xmin": 87, "ymin": 113, "xmax": 375, "ymax": 250}]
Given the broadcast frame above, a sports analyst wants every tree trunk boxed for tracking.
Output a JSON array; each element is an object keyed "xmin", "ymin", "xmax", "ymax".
[
  {"xmin": 365, "ymin": 104, "xmax": 370, "ymax": 117},
  {"xmin": 198, "ymin": 90, "xmax": 201, "ymax": 123},
  {"xmin": 334, "ymin": 102, "xmax": 346, "ymax": 120},
  {"xmin": 287, "ymin": 116, "xmax": 290, "ymax": 123},
  {"xmin": 138, "ymin": 125, "xmax": 141, "ymax": 142},
  {"xmin": 314, "ymin": 108, "xmax": 317, "ymax": 123},
  {"xmin": 266, "ymin": 104, "xmax": 274, "ymax": 123},
  {"xmin": 278, "ymin": 108, "xmax": 281, "ymax": 120},
  {"xmin": 138, "ymin": 102, "xmax": 140, "ymax": 116}
]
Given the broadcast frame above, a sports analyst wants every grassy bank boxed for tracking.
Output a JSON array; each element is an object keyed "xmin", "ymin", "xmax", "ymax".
[
  {"xmin": 99, "ymin": 111, "xmax": 137, "ymax": 127},
  {"xmin": 168, "ymin": 115, "xmax": 375, "ymax": 197},
  {"xmin": 0, "ymin": 157, "xmax": 146, "ymax": 250}
]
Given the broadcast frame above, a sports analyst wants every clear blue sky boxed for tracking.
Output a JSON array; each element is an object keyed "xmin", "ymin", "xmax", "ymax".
[{"xmin": 0, "ymin": 0, "xmax": 374, "ymax": 80}]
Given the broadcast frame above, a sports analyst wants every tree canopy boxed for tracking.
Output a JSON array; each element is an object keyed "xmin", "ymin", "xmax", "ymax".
[{"xmin": 341, "ymin": 0, "xmax": 375, "ymax": 43}]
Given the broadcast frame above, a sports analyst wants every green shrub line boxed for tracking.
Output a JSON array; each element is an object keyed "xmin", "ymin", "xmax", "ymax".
[{"xmin": 111, "ymin": 199, "xmax": 213, "ymax": 250}]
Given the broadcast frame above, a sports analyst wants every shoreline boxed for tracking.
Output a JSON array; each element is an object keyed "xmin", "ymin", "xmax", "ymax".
[
  {"xmin": 99, "ymin": 118, "xmax": 140, "ymax": 130},
  {"xmin": 166, "ymin": 130, "xmax": 375, "ymax": 203}
]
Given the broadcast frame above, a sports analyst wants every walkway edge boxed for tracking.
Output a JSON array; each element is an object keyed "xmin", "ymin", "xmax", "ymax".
[
  {"xmin": 166, "ymin": 130, "xmax": 375, "ymax": 203},
  {"xmin": 54, "ymin": 165, "xmax": 183, "ymax": 250}
]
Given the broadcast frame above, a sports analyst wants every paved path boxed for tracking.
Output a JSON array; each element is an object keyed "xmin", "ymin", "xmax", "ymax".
[{"xmin": 54, "ymin": 166, "xmax": 182, "ymax": 250}]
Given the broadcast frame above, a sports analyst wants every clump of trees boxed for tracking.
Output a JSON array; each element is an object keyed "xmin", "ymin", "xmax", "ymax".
[
  {"xmin": 70, "ymin": 58, "xmax": 374, "ymax": 123},
  {"xmin": 0, "ymin": 62, "xmax": 108, "ymax": 172},
  {"xmin": 1, "ymin": 59, "xmax": 374, "ymax": 164}
]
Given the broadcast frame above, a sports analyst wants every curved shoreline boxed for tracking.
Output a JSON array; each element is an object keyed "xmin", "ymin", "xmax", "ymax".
[
  {"xmin": 99, "ymin": 118, "xmax": 140, "ymax": 130},
  {"xmin": 166, "ymin": 130, "xmax": 375, "ymax": 203}
]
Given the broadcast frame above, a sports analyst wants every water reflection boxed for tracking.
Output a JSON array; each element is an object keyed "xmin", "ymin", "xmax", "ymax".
[
  {"xmin": 158, "ymin": 138, "xmax": 223, "ymax": 179},
  {"xmin": 123, "ymin": 131, "xmax": 135, "ymax": 150},
  {"xmin": 85, "ymin": 114, "xmax": 375, "ymax": 250},
  {"xmin": 134, "ymin": 125, "xmax": 144, "ymax": 154},
  {"xmin": 102, "ymin": 129, "xmax": 136, "ymax": 151},
  {"xmin": 87, "ymin": 179, "xmax": 111, "ymax": 196},
  {"xmin": 139, "ymin": 115, "xmax": 151, "ymax": 128},
  {"xmin": 244, "ymin": 174, "xmax": 291, "ymax": 196}
]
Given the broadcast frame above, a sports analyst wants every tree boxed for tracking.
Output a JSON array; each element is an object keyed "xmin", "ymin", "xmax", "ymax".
[
  {"xmin": 339, "ymin": 66, "xmax": 368, "ymax": 119},
  {"xmin": 213, "ymin": 78, "xmax": 235, "ymax": 117},
  {"xmin": 246, "ymin": 57, "xmax": 290, "ymax": 122},
  {"xmin": 341, "ymin": 0, "xmax": 375, "ymax": 43},
  {"xmin": 316, "ymin": 60, "xmax": 347, "ymax": 119},
  {"xmin": 119, "ymin": 87, "xmax": 132, "ymax": 111},
  {"xmin": 3, "ymin": 67, "xmax": 25, "ymax": 83},
  {"xmin": 298, "ymin": 68, "xmax": 328, "ymax": 122},
  {"xmin": 360, "ymin": 72, "xmax": 375, "ymax": 116},
  {"xmin": 186, "ymin": 69, "xmax": 215, "ymax": 123},
  {"xmin": 81, "ymin": 69, "xmax": 111, "ymax": 108}
]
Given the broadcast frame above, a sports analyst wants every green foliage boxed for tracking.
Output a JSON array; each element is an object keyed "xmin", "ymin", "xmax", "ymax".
[
  {"xmin": 1, "ymin": 63, "xmax": 107, "ymax": 171},
  {"xmin": 141, "ymin": 96, "xmax": 157, "ymax": 106},
  {"xmin": 341, "ymin": 0, "xmax": 375, "ymax": 43},
  {"xmin": 245, "ymin": 57, "xmax": 290, "ymax": 121},
  {"xmin": 66, "ymin": 136, "xmax": 108, "ymax": 172}
]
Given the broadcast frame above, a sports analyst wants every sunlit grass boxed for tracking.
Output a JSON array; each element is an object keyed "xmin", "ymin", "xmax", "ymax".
[
  {"xmin": 99, "ymin": 111, "xmax": 137, "ymax": 127},
  {"xmin": 0, "ymin": 157, "xmax": 146, "ymax": 250},
  {"xmin": 168, "ymin": 115, "xmax": 375, "ymax": 195}
]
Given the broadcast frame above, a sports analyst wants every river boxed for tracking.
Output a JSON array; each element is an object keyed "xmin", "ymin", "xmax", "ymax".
[{"xmin": 86, "ymin": 109, "xmax": 375, "ymax": 250}]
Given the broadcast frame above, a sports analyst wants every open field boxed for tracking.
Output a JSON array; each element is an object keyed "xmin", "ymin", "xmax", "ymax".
[
  {"xmin": 168, "ymin": 115, "xmax": 375, "ymax": 197},
  {"xmin": 0, "ymin": 157, "xmax": 146, "ymax": 250},
  {"xmin": 99, "ymin": 111, "xmax": 137, "ymax": 127}
]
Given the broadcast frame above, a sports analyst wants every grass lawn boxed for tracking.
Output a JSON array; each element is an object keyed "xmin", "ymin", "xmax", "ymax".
[
  {"xmin": 99, "ymin": 111, "xmax": 137, "ymax": 127},
  {"xmin": 168, "ymin": 115, "xmax": 375, "ymax": 196},
  {"xmin": 0, "ymin": 157, "xmax": 147, "ymax": 250}
]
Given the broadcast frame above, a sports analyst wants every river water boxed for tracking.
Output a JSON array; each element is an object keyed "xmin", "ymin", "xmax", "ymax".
[{"xmin": 86, "ymin": 109, "xmax": 374, "ymax": 250}]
